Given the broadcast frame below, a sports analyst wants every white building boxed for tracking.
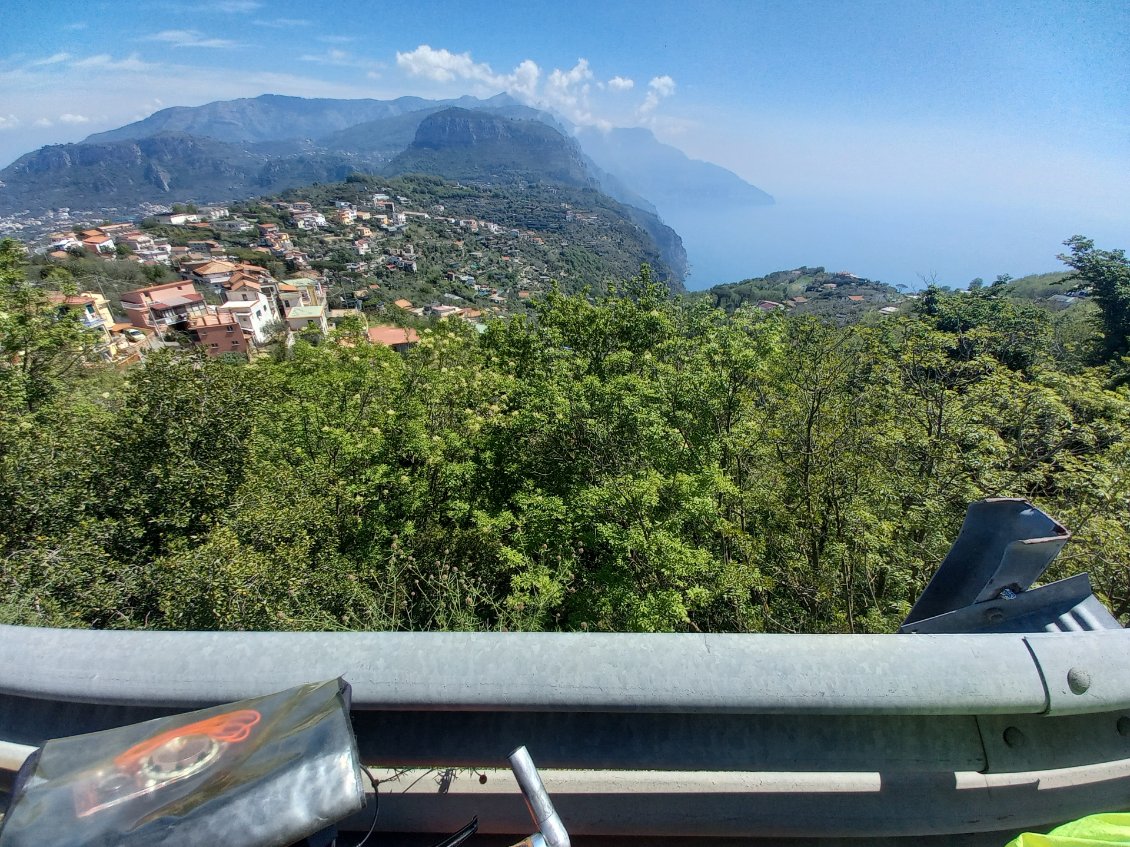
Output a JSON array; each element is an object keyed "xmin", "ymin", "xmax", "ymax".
[{"xmin": 218, "ymin": 275, "xmax": 280, "ymax": 344}]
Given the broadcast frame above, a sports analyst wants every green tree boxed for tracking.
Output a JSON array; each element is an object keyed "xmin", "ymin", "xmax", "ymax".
[
  {"xmin": 0, "ymin": 239, "xmax": 98, "ymax": 414},
  {"xmin": 1059, "ymin": 236, "xmax": 1130, "ymax": 360}
]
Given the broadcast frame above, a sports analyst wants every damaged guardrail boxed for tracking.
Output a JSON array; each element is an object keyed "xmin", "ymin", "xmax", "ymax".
[{"xmin": 1, "ymin": 499, "xmax": 1127, "ymax": 843}]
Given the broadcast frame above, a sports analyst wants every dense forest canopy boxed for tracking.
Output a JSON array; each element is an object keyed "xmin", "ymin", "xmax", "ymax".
[{"xmin": 2, "ymin": 238, "xmax": 1129, "ymax": 632}]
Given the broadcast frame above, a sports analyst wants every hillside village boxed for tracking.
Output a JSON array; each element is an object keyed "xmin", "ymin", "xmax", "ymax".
[
  {"xmin": 15, "ymin": 172, "xmax": 1093, "ymax": 367},
  {"xmin": 24, "ymin": 180, "xmax": 584, "ymax": 362}
]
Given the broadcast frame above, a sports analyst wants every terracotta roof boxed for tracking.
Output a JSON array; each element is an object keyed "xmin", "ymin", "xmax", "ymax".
[
  {"xmin": 225, "ymin": 274, "xmax": 262, "ymax": 291},
  {"xmin": 48, "ymin": 292, "xmax": 94, "ymax": 306},
  {"xmin": 367, "ymin": 325, "xmax": 419, "ymax": 347},
  {"xmin": 189, "ymin": 312, "xmax": 240, "ymax": 328},
  {"xmin": 393, "ymin": 298, "xmax": 413, "ymax": 309},
  {"xmin": 151, "ymin": 293, "xmax": 204, "ymax": 309},
  {"xmin": 192, "ymin": 260, "xmax": 238, "ymax": 275},
  {"xmin": 121, "ymin": 281, "xmax": 199, "ymax": 300}
]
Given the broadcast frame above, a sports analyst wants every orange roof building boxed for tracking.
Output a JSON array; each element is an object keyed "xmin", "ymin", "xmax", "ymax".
[{"xmin": 367, "ymin": 325, "xmax": 419, "ymax": 352}]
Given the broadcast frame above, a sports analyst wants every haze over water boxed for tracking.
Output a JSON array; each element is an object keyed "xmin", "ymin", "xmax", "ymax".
[{"xmin": 672, "ymin": 194, "xmax": 1128, "ymax": 291}]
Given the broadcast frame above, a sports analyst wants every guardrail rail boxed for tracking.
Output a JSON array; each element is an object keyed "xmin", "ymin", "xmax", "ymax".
[{"xmin": 2, "ymin": 499, "xmax": 1127, "ymax": 845}]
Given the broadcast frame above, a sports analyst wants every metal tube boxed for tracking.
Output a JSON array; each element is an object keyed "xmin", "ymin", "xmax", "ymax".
[
  {"xmin": 6, "ymin": 624, "xmax": 1106, "ymax": 715},
  {"xmin": 508, "ymin": 746, "xmax": 570, "ymax": 847}
]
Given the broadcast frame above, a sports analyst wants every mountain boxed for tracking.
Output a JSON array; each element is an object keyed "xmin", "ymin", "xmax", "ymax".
[
  {"xmin": 319, "ymin": 108, "xmax": 451, "ymax": 159},
  {"xmin": 323, "ymin": 105, "xmax": 659, "ymax": 214},
  {"xmin": 385, "ymin": 108, "xmax": 598, "ymax": 187},
  {"xmin": 576, "ymin": 126, "xmax": 774, "ymax": 208},
  {"xmin": 16, "ymin": 93, "xmax": 770, "ymax": 214},
  {"xmin": 0, "ymin": 134, "xmax": 366, "ymax": 213},
  {"xmin": 0, "ymin": 93, "xmax": 769, "ymax": 287},
  {"xmin": 82, "ymin": 93, "xmax": 517, "ymax": 145},
  {"xmin": 385, "ymin": 110, "xmax": 687, "ymax": 284}
]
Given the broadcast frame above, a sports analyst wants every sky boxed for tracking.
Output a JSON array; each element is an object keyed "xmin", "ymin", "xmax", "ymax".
[{"xmin": 0, "ymin": 0, "xmax": 1127, "ymax": 288}]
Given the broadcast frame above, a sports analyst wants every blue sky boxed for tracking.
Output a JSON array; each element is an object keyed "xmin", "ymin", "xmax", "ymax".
[{"xmin": 0, "ymin": 0, "xmax": 1126, "ymax": 287}]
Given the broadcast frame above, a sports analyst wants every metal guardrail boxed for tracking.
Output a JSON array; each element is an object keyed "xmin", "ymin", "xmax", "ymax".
[
  {"xmin": 1, "ymin": 499, "xmax": 1128, "ymax": 844},
  {"xmin": 2, "ymin": 626, "xmax": 1129, "ymax": 843}
]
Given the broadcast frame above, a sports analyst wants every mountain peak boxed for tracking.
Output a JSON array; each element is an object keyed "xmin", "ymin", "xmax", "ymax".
[{"xmin": 386, "ymin": 108, "xmax": 596, "ymax": 188}]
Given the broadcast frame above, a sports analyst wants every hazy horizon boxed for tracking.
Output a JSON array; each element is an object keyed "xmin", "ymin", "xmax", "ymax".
[{"xmin": 1, "ymin": 0, "xmax": 1126, "ymax": 288}]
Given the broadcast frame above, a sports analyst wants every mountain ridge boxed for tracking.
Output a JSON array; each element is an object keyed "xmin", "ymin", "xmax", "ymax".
[
  {"xmin": 2, "ymin": 94, "xmax": 770, "ymax": 221},
  {"xmin": 384, "ymin": 109, "xmax": 687, "ymax": 282}
]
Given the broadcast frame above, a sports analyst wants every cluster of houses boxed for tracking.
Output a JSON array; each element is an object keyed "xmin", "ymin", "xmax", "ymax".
[
  {"xmin": 269, "ymin": 197, "xmax": 410, "ymax": 260},
  {"xmin": 119, "ymin": 259, "xmax": 332, "ymax": 357},
  {"xmin": 51, "ymin": 256, "xmax": 424, "ymax": 362},
  {"xmin": 389, "ymin": 297, "xmax": 483, "ymax": 326},
  {"xmin": 32, "ymin": 185, "xmax": 579, "ymax": 365},
  {"xmin": 43, "ymin": 222, "xmax": 177, "ymax": 265}
]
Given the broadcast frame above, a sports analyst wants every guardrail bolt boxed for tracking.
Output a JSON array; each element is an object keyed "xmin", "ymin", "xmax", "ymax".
[
  {"xmin": 1067, "ymin": 667, "xmax": 1091, "ymax": 695},
  {"xmin": 1003, "ymin": 726, "xmax": 1026, "ymax": 748},
  {"xmin": 1118, "ymin": 716, "xmax": 1130, "ymax": 737}
]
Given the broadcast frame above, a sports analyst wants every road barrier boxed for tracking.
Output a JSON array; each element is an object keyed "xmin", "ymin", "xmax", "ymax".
[{"xmin": 1, "ymin": 500, "xmax": 1127, "ymax": 844}]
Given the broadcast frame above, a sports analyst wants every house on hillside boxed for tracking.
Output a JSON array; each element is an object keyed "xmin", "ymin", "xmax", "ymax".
[
  {"xmin": 214, "ymin": 218, "xmax": 253, "ymax": 233},
  {"xmin": 286, "ymin": 304, "xmax": 329, "ymax": 335},
  {"xmin": 118, "ymin": 230, "xmax": 170, "ymax": 264},
  {"xmin": 188, "ymin": 260, "xmax": 238, "ymax": 292},
  {"xmin": 429, "ymin": 304, "xmax": 461, "ymax": 320},
  {"xmin": 186, "ymin": 312, "xmax": 250, "ymax": 358},
  {"xmin": 277, "ymin": 276, "xmax": 325, "ymax": 314},
  {"xmin": 219, "ymin": 274, "xmax": 279, "ymax": 344},
  {"xmin": 153, "ymin": 211, "xmax": 199, "ymax": 225},
  {"xmin": 186, "ymin": 239, "xmax": 224, "ymax": 255},
  {"xmin": 82, "ymin": 234, "xmax": 116, "ymax": 255},
  {"xmin": 120, "ymin": 281, "xmax": 207, "ymax": 330},
  {"xmin": 47, "ymin": 234, "xmax": 83, "ymax": 252},
  {"xmin": 197, "ymin": 206, "xmax": 230, "ymax": 221},
  {"xmin": 367, "ymin": 325, "xmax": 419, "ymax": 353},
  {"xmin": 48, "ymin": 291, "xmax": 114, "ymax": 346}
]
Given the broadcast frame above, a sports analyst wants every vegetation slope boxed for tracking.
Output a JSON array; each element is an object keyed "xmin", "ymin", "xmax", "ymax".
[{"xmin": 2, "ymin": 237, "xmax": 1128, "ymax": 633}]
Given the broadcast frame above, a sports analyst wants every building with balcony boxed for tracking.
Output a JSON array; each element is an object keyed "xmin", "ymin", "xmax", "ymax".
[
  {"xmin": 119, "ymin": 281, "xmax": 207, "ymax": 331},
  {"xmin": 48, "ymin": 291, "xmax": 114, "ymax": 345}
]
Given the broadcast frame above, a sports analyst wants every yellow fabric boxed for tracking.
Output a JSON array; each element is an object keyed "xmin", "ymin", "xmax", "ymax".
[{"xmin": 1005, "ymin": 813, "xmax": 1130, "ymax": 846}]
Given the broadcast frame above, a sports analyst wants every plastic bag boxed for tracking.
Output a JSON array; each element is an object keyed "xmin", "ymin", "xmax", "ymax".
[
  {"xmin": 1004, "ymin": 813, "xmax": 1130, "ymax": 846},
  {"xmin": 0, "ymin": 678, "xmax": 364, "ymax": 847}
]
